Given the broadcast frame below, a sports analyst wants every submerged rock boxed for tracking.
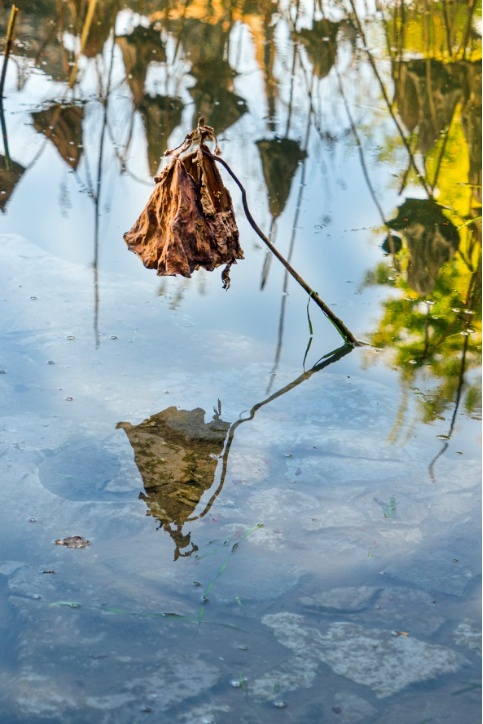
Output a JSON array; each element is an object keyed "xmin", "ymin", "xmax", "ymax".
[{"xmin": 259, "ymin": 613, "xmax": 468, "ymax": 699}]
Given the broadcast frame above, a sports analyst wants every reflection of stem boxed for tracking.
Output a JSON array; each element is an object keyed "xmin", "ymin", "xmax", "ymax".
[
  {"xmin": 335, "ymin": 66, "xmax": 387, "ymax": 225},
  {"xmin": 430, "ymin": 102, "xmax": 458, "ymax": 193},
  {"xmin": 203, "ymin": 148, "xmax": 359, "ymax": 346},
  {"xmin": 0, "ymin": 4, "xmax": 18, "ymax": 99},
  {"xmin": 68, "ymin": 0, "xmax": 98, "ymax": 89},
  {"xmin": 0, "ymin": 101, "xmax": 10, "ymax": 168},
  {"xmin": 441, "ymin": 0, "xmax": 454, "ymax": 58},
  {"xmin": 260, "ymin": 217, "xmax": 276, "ymax": 290},
  {"xmin": 267, "ymin": 100, "xmax": 313, "ymax": 394},
  {"xmin": 428, "ymin": 331, "xmax": 469, "ymax": 483},
  {"xmin": 428, "ymin": 264, "xmax": 479, "ymax": 482},
  {"xmin": 348, "ymin": 0, "xmax": 433, "ymax": 200},
  {"xmin": 189, "ymin": 343, "xmax": 354, "ymax": 521},
  {"xmin": 92, "ymin": 30, "xmax": 116, "ymax": 348}
]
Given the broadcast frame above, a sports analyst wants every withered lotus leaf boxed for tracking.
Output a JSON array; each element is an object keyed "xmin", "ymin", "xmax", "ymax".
[{"xmin": 123, "ymin": 144, "xmax": 244, "ymax": 281}]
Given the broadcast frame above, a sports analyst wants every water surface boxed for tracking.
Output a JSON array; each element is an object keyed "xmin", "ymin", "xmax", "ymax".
[{"xmin": 0, "ymin": 1, "xmax": 480, "ymax": 722}]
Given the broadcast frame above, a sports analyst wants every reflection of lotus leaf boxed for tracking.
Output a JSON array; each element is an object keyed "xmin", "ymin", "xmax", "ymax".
[
  {"xmin": 32, "ymin": 104, "xmax": 84, "ymax": 170},
  {"xmin": 117, "ymin": 407, "xmax": 230, "ymax": 558},
  {"xmin": 172, "ymin": 18, "xmax": 228, "ymax": 68},
  {"xmin": 138, "ymin": 96, "xmax": 183, "ymax": 177},
  {"xmin": 116, "ymin": 25, "xmax": 167, "ymax": 106},
  {"xmin": 396, "ymin": 60, "xmax": 463, "ymax": 154},
  {"xmin": 0, "ymin": 156, "xmax": 25, "ymax": 212},
  {"xmin": 387, "ymin": 199, "xmax": 460, "ymax": 294},
  {"xmin": 256, "ymin": 138, "xmax": 307, "ymax": 219},
  {"xmin": 190, "ymin": 79, "xmax": 248, "ymax": 135},
  {"xmin": 293, "ymin": 19, "xmax": 339, "ymax": 79},
  {"xmin": 166, "ymin": 18, "xmax": 247, "ymax": 134}
]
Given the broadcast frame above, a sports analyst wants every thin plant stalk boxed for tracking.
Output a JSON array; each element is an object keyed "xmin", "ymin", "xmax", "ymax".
[
  {"xmin": 201, "ymin": 148, "xmax": 359, "ymax": 347},
  {"xmin": 0, "ymin": 4, "xmax": 18, "ymax": 98}
]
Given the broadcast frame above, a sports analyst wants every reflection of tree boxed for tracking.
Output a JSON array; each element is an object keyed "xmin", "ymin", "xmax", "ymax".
[
  {"xmin": 118, "ymin": 344, "xmax": 353, "ymax": 559},
  {"xmin": 355, "ymin": 0, "xmax": 482, "ymax": 450},
  {"xmin": 386, "ymin": 199, "xmax": 459, "ymax": 294}
]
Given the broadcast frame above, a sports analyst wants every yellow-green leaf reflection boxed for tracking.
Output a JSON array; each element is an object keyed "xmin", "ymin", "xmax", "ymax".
[{"xmin": 363, "ymin": 0, "xmax": 481, "ymax": 430}]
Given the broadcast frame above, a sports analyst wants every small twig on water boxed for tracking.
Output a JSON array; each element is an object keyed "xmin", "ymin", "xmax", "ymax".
[
  {"xmin": 0, "ymin": 4, "xmax": 18, "ymax": 99},
  {"xmin": 201, "ymin": 147, "xmax": 359, "ymax": 346}
]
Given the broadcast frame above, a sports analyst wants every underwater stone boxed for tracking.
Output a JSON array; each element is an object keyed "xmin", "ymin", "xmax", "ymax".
[
  {"xmin": 262, "ymin": 613, "xmax": 468, "ymax": 698},
  {"xmin": 299, "ymin": 586, "xmax": 381, "ymax": 613}
]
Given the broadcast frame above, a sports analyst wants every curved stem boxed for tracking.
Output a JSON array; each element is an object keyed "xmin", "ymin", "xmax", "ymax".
[{"xmin": 201, "ymin": 148, "xmax": 360, "ymax": 347}]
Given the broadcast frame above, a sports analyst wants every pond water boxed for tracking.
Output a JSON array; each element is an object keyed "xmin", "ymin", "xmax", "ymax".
[{"xmin": 0, "ymin": 1, "xmax": 481, "ymax": 722}]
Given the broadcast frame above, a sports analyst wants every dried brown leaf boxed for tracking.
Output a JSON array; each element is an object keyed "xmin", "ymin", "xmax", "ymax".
[{"xmin": 123, "ymin": 143, "xmax": 243, "ymax": 280}]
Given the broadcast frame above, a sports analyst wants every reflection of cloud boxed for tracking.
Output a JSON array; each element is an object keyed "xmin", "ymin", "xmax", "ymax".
[
  {"xmin": 387, "ymin": 199, "xmax": 460, "ymax": 294},
  {"xmin": 117, "ymin": 407, "xmax": 230, "ymax": 560}
]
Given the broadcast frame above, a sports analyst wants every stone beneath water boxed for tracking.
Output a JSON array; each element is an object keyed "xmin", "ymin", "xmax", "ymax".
[
  {"xmin": 299, "ymin": 585, "xmax": 380, "ymax": 613},
  {"xmin": 258, "ymin": 613, "xmax": 468, "ymax": 699}
]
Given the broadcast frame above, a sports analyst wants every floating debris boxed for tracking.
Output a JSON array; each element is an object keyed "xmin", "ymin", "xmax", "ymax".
[{"xmin": 55, "ymin": 536, "xmax": 90, "ymax": 549}]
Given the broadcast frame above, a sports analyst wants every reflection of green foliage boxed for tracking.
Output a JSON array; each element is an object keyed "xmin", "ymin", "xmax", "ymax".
[
  {"xmin": 364, "ymin": 244, "xmax": 481, "ymax": 424},
  {"xmin": 363, "ymin": 1, "xmax": 482, "ymax": 429}
]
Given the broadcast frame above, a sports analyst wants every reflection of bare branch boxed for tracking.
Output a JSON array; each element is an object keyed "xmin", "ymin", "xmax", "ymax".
[
  {"xmin": 335, "ymin": 66, "xmax": 387, "ymax": 225},
  {"xmin": 267, "ymin": 105, "xmax": 312, "ymax": 394},
  {"xmin": 348, "ymin": 0, "xmax": 432, "ymax": 199},
  {"xmin": 92, "ymin": 29, "xmax": 116, "ymax": 348},
  {"xmin": 428, "ymin": 331, "xmax": 470, "ymax": 483}
]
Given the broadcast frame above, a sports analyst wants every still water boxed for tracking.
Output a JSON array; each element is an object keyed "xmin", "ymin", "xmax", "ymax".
[{"xmin": 0, "ymin": 1, "xmax": 481, "ymax": 722}]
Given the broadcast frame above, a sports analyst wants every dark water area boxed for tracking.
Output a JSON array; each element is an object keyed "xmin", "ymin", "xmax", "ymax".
[{"xmin": 0, "ymin": 1, "xmax": 481, "ymax": 722}]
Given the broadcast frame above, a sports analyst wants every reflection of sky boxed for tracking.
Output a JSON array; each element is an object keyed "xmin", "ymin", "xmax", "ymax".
[
  {"xmin": 0, "ymin": 24, "xmax": 411, "ymax": 370},
  {"xmin": 0, "ymin": 5, "xmax": 474, "ymax": 384}
]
